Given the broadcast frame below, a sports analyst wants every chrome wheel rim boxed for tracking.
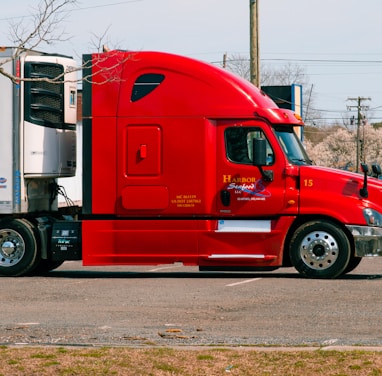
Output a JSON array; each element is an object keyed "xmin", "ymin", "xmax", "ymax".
[
  {"xmin": 0, "ymin": 229, "xmax": 25, "ymax": 267},
  {"xmin": 299, "ymin": 230, "xmax": 339, "ymax": 270}
]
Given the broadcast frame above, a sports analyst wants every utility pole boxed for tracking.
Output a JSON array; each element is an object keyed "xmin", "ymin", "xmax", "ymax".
[
  {"xmin": 249, "ymin": 0, "xmax": 260, "ymax": 87},
  {"xmin": 347, "ymin": 97, "xmax": 371, "ymax": 173}
]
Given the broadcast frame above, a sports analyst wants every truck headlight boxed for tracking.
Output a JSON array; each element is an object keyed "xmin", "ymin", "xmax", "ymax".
[{"xmin": 364, "ymin": 208, "xmax": 382, "ymax": 226}]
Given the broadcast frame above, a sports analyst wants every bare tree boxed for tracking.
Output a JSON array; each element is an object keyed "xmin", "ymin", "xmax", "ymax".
[
  {"xmin": 0, "ymin": 0, "xmax": 78, "ymax": 84},
  {"xmin": 88, "ymin": 25, "xmax": 125, "ymax": 54},
  {"xmin": 89, "ymin": 26, "xmax": 113, "ymax": 54},
  {"xmin": 223, "ymin": 54, "xmax": 320, "ymax": 125},
  {"xmin": 223, "ymin": 54, "xmax": 310, "ymax": 89},
  {"xmin": 9, "ymin": 0, "xmax": 77, "ymax": 50},
  {"xmin": 223, "ymin": 54, "xmax": 251, "ymax": 81},
  {"xmin": 1, "ymin": 0, "xmax": 127, "ymax": 87},
  {"xmin": 261, "ymin": 62, "xmax": 307, "ymax": 87}
]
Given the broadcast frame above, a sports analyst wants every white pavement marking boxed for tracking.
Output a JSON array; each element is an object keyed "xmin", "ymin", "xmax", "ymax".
[
  {"xmin": 148, "ymin": 265, "xmax": 184, "ymax": 272},
  {"xmin": 226, "ymin": 278, "xmax": 262, "ymax": 287}
]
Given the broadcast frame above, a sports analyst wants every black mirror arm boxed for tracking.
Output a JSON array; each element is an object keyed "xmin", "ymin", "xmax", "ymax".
[
  {"xmin": 360, "ymin": 163, "xmax": 369, "ymax": 198},
  {"xmin": 258, "ymin": 167, "xmax": 273, "ymax": 182}
]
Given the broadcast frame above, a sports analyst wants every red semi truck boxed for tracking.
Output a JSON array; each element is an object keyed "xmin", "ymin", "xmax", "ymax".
[{"xmin": 2, "ymin": 48, "xmax": 382, "ymax": 278}]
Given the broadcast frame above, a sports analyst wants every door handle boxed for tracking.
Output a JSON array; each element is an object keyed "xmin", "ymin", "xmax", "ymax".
[{"xmin": 220, "ymin": 190, "xmax": 231, "ymax": 207}]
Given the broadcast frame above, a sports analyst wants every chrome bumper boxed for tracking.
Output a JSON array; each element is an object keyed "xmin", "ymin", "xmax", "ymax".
[{"xmin": 346, "ymin": 225, "xmax": 382, "ymax": 257}]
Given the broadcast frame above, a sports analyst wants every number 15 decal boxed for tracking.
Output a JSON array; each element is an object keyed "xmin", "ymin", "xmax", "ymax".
[{"xmin": 304, "ymin": 179, "xmax": 313, "ymax": 187}]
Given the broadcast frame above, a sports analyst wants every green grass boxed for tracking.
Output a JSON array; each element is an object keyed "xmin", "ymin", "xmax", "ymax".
[{"xmin": 0, "ymin": 346, "xmax": 381, "ymax": 375}]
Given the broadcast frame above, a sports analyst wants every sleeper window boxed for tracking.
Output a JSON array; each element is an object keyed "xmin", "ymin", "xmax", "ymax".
[{"xmin": 131, "ymin": 73, "xmax": 165, "ymax": 102}]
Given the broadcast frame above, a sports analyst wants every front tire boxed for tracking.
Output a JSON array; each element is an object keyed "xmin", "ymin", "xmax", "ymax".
[
  {"xmin": 341, "ymin": 255, "xmax": 362, "ymax": 275},
  {"xmin": 289, "ymin": 220, "xmax": 351, "ymax": 279},
  {"xmin": 0, "ymin": 219, "xmax": 39, "ymax": 277},
  {"xmin": 32, "ymin": 260, "xmax": 64, "ymax": 275}
]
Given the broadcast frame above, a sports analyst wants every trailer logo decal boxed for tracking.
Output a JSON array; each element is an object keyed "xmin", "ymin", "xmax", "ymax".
[
  {"xmin": 227, "ymin": 180, "xmax": 271, "ymax": 198},
  {"xmin": 0, "ymin": 177, "xmax": 7, "ymax": 184},
  {"xmin": 223, "ymin": 175, "xmax": 271, "ymax": 199},
  {"xmin": 223, "ymin": 175, "xmax": 256, "ymax": 183}
]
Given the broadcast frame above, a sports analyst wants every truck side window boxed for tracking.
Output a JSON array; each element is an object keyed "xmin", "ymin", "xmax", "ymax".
[{"xmin": 225, "ymin": 127, "xmax": 274, "ymax": 165}]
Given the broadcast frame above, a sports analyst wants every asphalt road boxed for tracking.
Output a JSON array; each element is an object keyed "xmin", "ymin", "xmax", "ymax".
[{"xmin": 1, "ymin": 258, "xmax": 382, "ymax": 347}]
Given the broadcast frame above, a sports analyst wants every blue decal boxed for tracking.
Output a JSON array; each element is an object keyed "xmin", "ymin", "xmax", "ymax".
[
  {"xmin": 227, "ymin": 179, "xmax": 271, "ymax": 198},
  {"xmin": 14, "ymin": 170, "xmax": 21, "ymax": 205}
]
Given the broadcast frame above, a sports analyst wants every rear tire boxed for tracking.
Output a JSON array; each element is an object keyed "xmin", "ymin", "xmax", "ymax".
[
  {"xmin": 290, "ymin": 220, "xmax": 351, "ymax": 279},
  {"xmin": 0, "ymin": 219, "xmax": 39, "ymax": 277}
]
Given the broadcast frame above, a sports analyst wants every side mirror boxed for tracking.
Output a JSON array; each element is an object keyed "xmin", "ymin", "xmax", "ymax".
[
  {"xmin": 361, "ymin": 163, "xmax": 369, "ymax": 174},
  {"xmin": 372, "ymin": 164, "xmax": 381, "ymax": 178},
  {"xmin": 252, "ymin": 138, "xmax": 267, "ymax": 166},
  {"xmin": 252, "ymin": 138, "xmax": 273, "ymax": 182}
]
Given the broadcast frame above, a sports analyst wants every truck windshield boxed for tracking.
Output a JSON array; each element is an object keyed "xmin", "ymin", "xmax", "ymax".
[{"xmin": 274, "ymin": 126, "xmax": 312, "ymax": 165}]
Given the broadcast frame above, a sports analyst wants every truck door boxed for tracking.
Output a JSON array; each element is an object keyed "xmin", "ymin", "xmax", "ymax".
[{"xmin": 217, "ymin": 122, "xmax": 287, "ymax": 217}]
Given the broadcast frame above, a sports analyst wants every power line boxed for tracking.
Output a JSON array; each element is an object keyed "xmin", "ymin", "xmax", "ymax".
[
  {"xmin": 263, "ymin": 58, "xmax": 382, "ymax": 64},
  {"xmin": 217, "ymin": 56, "xmax": 382, "ymax": 65},
  {"xmin": 72, "ymin": 0, "xmax": 143, "ymax": 12},
  {"xmin": 0, "ymin": 0, "xmax": 143, "ymax": 22}
]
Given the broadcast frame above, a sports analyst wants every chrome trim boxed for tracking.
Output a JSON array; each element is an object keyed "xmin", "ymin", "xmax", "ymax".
[
  {"xmin": 208, "ymin": 254, "xmax": 266, "ymax": 259},
  {"xmin": 346, "ymin": 225, "xmax": 382, "ymax": 257}
]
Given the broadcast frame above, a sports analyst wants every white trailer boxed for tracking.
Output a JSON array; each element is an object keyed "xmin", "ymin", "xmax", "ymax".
[{"xmin": 0, "ymin": 48, "xmax": 78, "ymax": 275}]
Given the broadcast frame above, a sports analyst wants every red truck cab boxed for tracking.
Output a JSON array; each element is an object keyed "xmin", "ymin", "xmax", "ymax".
[{"xmin": 77, "ymin": 50, "xmax": 382, "ymax": 278}]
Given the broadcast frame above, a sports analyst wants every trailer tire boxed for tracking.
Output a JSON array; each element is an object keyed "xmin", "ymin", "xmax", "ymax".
[
  {"xmin": 289, "ymin": 220, "xmax": 351, "ymax": 279},
  {"xmin": 0, "ymin": 219, "xmax": 39, "ymax": 277}
]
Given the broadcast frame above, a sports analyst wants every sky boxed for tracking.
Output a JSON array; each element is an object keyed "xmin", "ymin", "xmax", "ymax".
[{"xmin": 2, "ymin": 0, "xmax": 382, "ymax": 125}]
